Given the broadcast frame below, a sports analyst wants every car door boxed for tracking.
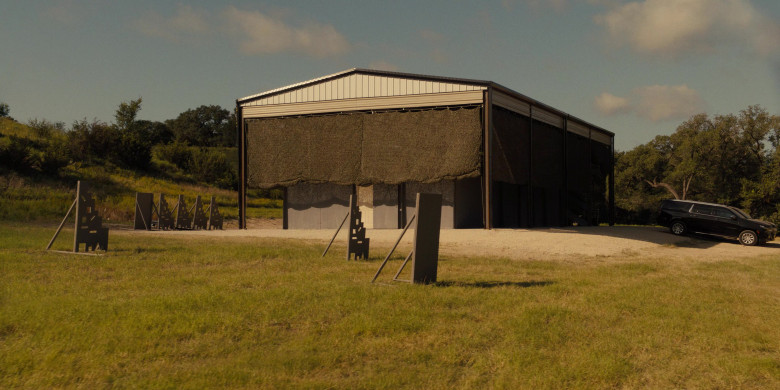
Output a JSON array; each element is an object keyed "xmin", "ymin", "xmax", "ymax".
[
  {"xmin": 688, "ymin": 204, "xmax": 718, "ymax": 234},
  {"xmin": 712, "ymin": 207, "xmax": 741, "ymax": 237}
]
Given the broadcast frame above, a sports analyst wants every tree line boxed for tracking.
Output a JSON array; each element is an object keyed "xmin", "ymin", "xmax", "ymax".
[
  {"xmin": 3, "ymin": 99, "xmax": 778, "ymax": 223},
  {"xmin": 616, "ymin": 105, "xmax": 780, "ymax": 224},
  {"xmin": 0, "ymin": 99, "xmax": 238, "ymax": 189}
]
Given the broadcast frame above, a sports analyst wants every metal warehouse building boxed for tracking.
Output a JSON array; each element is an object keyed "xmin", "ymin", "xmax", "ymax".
[{"xmin": 236, "ymin": 68, "xmax": 614, "ymax": 229}]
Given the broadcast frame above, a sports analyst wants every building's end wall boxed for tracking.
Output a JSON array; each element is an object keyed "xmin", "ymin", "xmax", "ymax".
[{"xmin": 286, "ymin": 183, "xmax": 352, "ymax": 229}]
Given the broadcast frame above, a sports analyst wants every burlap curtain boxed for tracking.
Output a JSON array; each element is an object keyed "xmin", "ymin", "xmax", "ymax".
[{"xmin": 246, "ymin": 107, "xmax": 482, "ymax": 189}]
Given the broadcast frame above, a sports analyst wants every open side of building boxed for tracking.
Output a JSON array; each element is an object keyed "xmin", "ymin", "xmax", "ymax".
[{"xmin": 236, "ymin": 68, "xmax": 615, "ymax": 229}]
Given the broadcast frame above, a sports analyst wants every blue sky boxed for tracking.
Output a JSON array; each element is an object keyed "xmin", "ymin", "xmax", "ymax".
[{"xmin": 1, "ymin": 0, "xmax": 778, "ymax": 150}]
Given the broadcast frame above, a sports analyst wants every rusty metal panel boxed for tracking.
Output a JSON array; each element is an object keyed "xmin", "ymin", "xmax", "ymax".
[
  {"xmin": 73, "ymin": 181, "xmax": 108, "ymax": 252},
  {"xmin": 411, "ymin": 193, "xmax": 442, "ymax": 284},
  {"xmin": 134, "ymin": 192, "xmax": 154, "ymax": 230},
  {"xmin": 191, "ymin": 195, "xmax": 208, "ymax": 230},
  {"xmin": 157, "ymin": 194, "xmax": 175, "ymax": 230},
  {"xmin": 347, "ymin": 194, "xmax": 370, "ymax": 260},
  {"xmin": 175, "ymin": 195, "xmax": 192, "ymax": 229},
  {"xmin": 207, "ymin": 196, "xmax": 223, "ymax": 230}
]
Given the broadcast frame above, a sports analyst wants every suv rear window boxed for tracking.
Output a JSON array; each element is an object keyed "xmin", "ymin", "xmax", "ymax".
[
  {"xmin": 713, "ymin": 207, "xmax": 736, "ymax": 219},
  {"xmin": 691, "ymin": 204, "xmax": 717, "ymax": 215},
  {"xmin": 662, "ymin": 200, "xmax": 692, "ymax": 212}
]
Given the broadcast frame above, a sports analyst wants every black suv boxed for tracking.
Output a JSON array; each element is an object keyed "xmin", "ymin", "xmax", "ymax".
[{"xmin": 658, "ymin": 199, "xmax": 777, "ymax": 246}]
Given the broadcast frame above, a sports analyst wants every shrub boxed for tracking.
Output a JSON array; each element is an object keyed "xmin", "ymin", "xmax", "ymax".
[
  {"xmin": 117, "ymin": 132, "xmax": 151, "ymax": 170},
  {"xmin": 67, "ymin": 119, "xmax": 119, "ymax": 164},
  {"xmin": 34, "ymin": 136, "xmax": 70, "ymax": 175},
  {"xmin": 153, "ymin": 142, "xmax": 193, "ymax": 170},
  {"xmin": 188, "ymin": 148, "xmax": 237, "ymax": 189},
  {"xmin": 0, "ymin": 135, "xmax": 36, "ymax": 172}
]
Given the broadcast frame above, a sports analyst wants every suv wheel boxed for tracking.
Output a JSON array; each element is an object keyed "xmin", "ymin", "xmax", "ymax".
[
  {"xmin": 739, "ymin": 230, "xmax": 758, "ymax": 246},
  {"xmin": 670, "ymin": 221, "xmax": 687, "ymax": 235}
]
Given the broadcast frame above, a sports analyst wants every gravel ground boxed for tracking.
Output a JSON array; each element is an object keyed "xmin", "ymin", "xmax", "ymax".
[{"xmin": 121, "ymin": 221, "xmax": 779, "ymax": 261}]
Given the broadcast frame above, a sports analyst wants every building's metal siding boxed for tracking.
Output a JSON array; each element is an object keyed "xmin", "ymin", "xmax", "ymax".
[
  {"xmin": 568, "ymin": 120, "xmax": 590, "ymax": 138},
  {"xmin": 591, "ymin": 130, "xmax": 612, "ymax": 145},
  {"xmin": 493, "ymin": 90, "xmax": 613, "ymax": 146},
  {"xmin": 243, "ymin": 73, "xmax": 485, "ymax": 108},
  {"xmin": 239, "ymin": 69, "xmax": 613, "ymax": 147},
  {"xmin": 532, "ymin": 107, "xmax": 564, "ymax": 128},
  {"xmin": 493, "ymin": 90, "xmax": 531, "ymax": 116},
  {"xmin": 242, "ymin": 90, "xmax": 484, "ymax": 118}
]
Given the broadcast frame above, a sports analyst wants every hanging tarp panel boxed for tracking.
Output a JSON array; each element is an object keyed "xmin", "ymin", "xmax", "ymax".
[
  {"xmin": 246, "ymin": 107, "xmax": 482, "ymax": 189},
  {"xmin": 491, "ymin": 106, "xmax": 531, "ymax": 185},
  {"xmin": 531, "ymin": 119, "xmax": 564, "ymax": 189}
]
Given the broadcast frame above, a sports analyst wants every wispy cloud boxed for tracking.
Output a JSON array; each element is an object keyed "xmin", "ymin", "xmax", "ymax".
[
  {"xmin": 595, "ymin": 85, "xmax": 706, "ymax": 122},
  {"xmin": 595, "ymin": 0, "xmax": 779, "ymax": 58},
  {"xmin": 131, "ymin": 5, "xmax": 351, "ymax": 58},
  {"xmin": 222, "ymin": 6, "xmax": 350, "ymax": 57},
  {"xmin": 133, "ymin": 5, "xmax": 210, "ymax": 43},
  {"xmin": 594, "ymin": 92, "xmax": 630, "ymax": 115},
  {"xmin": 634, "ymin": 85, "xmax": 705, "ymax": 121}
]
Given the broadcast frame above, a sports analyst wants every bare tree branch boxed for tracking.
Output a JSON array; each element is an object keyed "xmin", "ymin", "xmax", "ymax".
[{"xmin": 645, "ymin": 178, "xmax": 681, "ymax": 199}]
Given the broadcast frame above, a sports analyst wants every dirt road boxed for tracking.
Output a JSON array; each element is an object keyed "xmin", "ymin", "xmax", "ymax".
[{"xmin": 123, "ymin": 223, "xmax": 779, "ymax": 261}]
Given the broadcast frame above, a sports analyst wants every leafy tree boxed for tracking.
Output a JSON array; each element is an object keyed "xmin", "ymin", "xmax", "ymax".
[
  {"xmin": 188, "ymin": 148, "xmax": 237, "ymax": 189},
  {"xmin": 113, "ymin": 98, "xmax": 152, "ymax": 170},
  {"xmin": 27, "ymin": 119, "xmax": 66, "ymax": 140},
  {"xmin": 167, "ymin": 105, "xmax": 236, "ymax": 147},
  {"xmin": 115, "ymin": 98, "xmax": 143, "ymax": 133},
  {"xmin": 0, "ymin": 102, "xmax": 9, "ymax": 118},
  {"xmin": 67, "ymin": 118, "xmax": 119, "ymax": 164},
  {"xmin": 136, "ymin": 120, "xmax": 173, "ymax": 146},
  {"xmin": 615, "ymin": 105, "xmax": 780, "ymax": 224}
]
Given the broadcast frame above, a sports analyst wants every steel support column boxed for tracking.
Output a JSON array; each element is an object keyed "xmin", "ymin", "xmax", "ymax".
[
  {"xmin": 482, "ymin": 89, "xmax": 493, "ymax": 229},
  {"xmin": 609, "ymin": 137, "xmax": 616, "ymax": 226},
  {"xmin": 236, "ymin": 103, "xmax": 246, "ymax": 229}
]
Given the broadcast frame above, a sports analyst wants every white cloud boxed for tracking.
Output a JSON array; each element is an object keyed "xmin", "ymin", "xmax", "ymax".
[
  {"xmin": 133, "ymin": 5, "xmax": 210, "ymax": 43},
  {"xmin": 634, "ymin": 84, "xmax": 705, "ymax": 121},
  {"xmin": 222, "ymin": 6, "xmax": 350, "ymax": 57},
  {"xmin": 594, "ymin": 92, "xmax": 630, "ymax": 115},
  {"xmin": 132, "ymin": 5, "xmax": 351, "ymax": 57},
  {"xmin": 595, "ymin": 85, "xmax": 705, "ymax": 122},
  {"xmin": 595, "ymin": 0, "xmax": 779, "ymax": 58}
]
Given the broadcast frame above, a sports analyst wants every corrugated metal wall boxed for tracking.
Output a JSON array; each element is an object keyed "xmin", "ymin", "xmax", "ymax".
[{"xmin": 243, "ymin": 73, "xmax": 485, "ymax": 107}]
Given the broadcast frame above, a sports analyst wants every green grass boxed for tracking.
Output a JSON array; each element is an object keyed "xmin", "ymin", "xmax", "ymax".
[
  {"xmin": 1, "ymin": 224, "xmax": 779, "ymax": 388},
  {"xmin": 0, "ymin": 167, "xmax": 281, "ymax": 223}
]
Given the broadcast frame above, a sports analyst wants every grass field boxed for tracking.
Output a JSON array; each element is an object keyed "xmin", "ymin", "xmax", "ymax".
[
  {"xmin": 0, "ymin": 169, "xmax": 281, "ymax": 224},
  {"xmin": 1, "ymin": 224, "xmax": 779, "ymax": 388}
]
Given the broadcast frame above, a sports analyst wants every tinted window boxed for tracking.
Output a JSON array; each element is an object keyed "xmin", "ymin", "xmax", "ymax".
[
  {"xmin": 730, "ymin": 207, "xmax": 751, "ymax": 219},
  {"xmin": 663, "ymin": 201, "xmax": 692, "ymax": 212},
  {"xmin": 713, "ymin": 207, "xmax": 736, "ymax": 219},
  {"xmin": 691, "ymin": 204, "xmax": 717, "ymax": 215}
]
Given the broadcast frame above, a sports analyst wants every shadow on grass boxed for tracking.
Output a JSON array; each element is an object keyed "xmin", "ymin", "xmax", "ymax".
[{"xmin": 435, "ymin": 280, "xmax": 554, "ymax": 289}]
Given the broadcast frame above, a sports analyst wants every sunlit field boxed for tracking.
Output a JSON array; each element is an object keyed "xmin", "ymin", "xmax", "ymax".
[{"xmin": 1, "ymin": 224, "xmax": 778, "ymax": 388}]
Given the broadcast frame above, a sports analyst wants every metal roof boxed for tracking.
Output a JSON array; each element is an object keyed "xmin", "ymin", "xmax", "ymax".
[{"xmin": 238, "ymin": 68, "xmax": 614, "ymax": 137}]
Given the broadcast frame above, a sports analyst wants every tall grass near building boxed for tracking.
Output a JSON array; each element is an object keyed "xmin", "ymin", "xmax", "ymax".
[{"xmin": 1, "ymin": 224, "xmax": 778, "ymax": 388}]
